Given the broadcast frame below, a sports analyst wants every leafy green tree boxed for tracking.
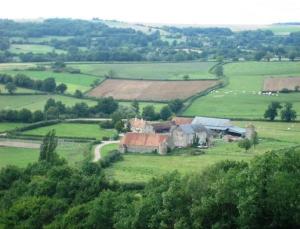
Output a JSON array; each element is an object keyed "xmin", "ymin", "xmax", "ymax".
[
  {"xmin": 115, "ymin": 120, "xmax": 125, "ymax": 133},
  {"xmin": 264, "ymin": 102, "xmax": 282, "ymax": 121},
  {"xmin": 142, "ymin": 105, "xmax": 156, "ymax": 121},
  {"xmin": 39, "ymin": 130, "xmax": 58, "ymax": 163},
  {"xmin": 280, "ymin": 102, "xmax": 297, "ymax": 122},
  {"xmin": 168, "ymin": 99, "xmax": 183, "ymax": 113},
  {"xmin": 45, "ymin": 107, "xmax": 59, "ymax": 120},
  {"xmin": 42, "ymin": 77, "xmax": 56, "ymax": 92},
  {"xmin": 183, "ymin": 75, "xmax": 190, "ymax": 80},
  {"xmin": 288, "ymin": 51, "xmax": 297, "ymax": 61},
  {"xmin": 32, "ymin": 110, "xmax": 44, "ymax": 122},
  {"xmin": 160, "ymin": 105, "xmax": 172, "ymax": 120},
  {"xmin": 131, "ymin": 100, "xmax": 140, "ymax": 114},
  {"xmin": 56, "ymin": 83, "xmax": 67, "ymax": 94},
  {"xmin": 95, "ymin": 97, "xmax": 118, "ymax": 115},
  {"xmin": 214, "ymin": 65, "xmax": 224, "ymax": 77},
  {"xmin": 72, "ymin": 102, "xmax": 89, "ymax": 117},
  {"xmin": 74, "ymin": 89, "xmax": 83, "ymax": 98},
  {"xmin": 251, "ymin": 130, "xmax": 259, "ymax": 149},
  {"xmin": 238, "ymin": 139, "xmax": 252, "ymax": 151},
  {"xmin": 5, "ymin": 82, "xmax": 17, "ymax": 94},
  {"xmin": 18, "ymin": 108, "xmax": 32, "ymax": 123}
]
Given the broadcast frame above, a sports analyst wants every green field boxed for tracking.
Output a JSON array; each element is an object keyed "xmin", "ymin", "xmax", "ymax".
[
  {"xmin": 0, "ymin": 84, "xmax": 39, "ymax": 93},
  {"xmin": 0, "ymin": 142, "xmax": 89, "ymax": 168},
  {"xmin": 0, "ymin": 94, "xmax": 97, "ymax": 111},
  {"xmin": 0, "ymin": 69, "xmax": 101, "ymax": 93},
  {"xmin": 101, "ymin": 143, "xmax": 119, "ymax": 158},
  {"xmin": 22, "ymin": 123, "xmax": 116, "ymax": 139},
  {"xmin": 0, "ymin": 122, "xmax": 27, "ymax": 133},
  {"xmin": 69, "ymin": 62, "xmax": 216, "ymax": 80},
  {"xmin": 183, "ymin": 61, "xmax": 300, "ymax": 119},
  {"xmin": 268, "ymin": 25, "xmax": 300, "ymax": 35},
  {"xmin": 105, "ymin": 139, "xmax": 298, "ymax": 183},
  {"xmin": 233, "ymin": 121, "xmax": 300, "ymax": 143},
  {"xmin": 9, "ymin": 44, "xmax": 66, "ymax": 54}
]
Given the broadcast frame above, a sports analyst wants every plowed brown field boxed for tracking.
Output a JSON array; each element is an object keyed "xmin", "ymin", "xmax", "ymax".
[
  {"xmin": 88, "ymin": 79, "xmax": 219, "ymax": 101},
  {"xmin": 263, "ymin": 77, "xmax": 300, "ymax": 92}
]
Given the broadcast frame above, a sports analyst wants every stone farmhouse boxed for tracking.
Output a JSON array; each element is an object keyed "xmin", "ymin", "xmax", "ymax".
[{"xmin": 120, "ymin": 116, "xmax": 248, "ymax": 154}]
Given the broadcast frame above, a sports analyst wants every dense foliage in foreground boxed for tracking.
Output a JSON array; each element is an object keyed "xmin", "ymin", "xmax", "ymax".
[{"xmin": 0, "ymin": 147, "xmax": 299, "ymax": 228}]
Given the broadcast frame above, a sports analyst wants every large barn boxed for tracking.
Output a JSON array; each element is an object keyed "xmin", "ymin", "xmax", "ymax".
[{"xmin": 119, "ymin": 132, "xmax": 174, "ymax": 155}]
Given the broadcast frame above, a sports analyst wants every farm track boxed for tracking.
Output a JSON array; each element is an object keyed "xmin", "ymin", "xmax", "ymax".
[{"xmin": 93, "ymin": 140, "xmax": 120, "ymax": 162}]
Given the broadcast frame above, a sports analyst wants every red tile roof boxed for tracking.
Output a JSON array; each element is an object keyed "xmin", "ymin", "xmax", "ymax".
[
  {"xmin": 120, "ymin": 133, "xmax": 168, "ymax": 147},
  {"xmin": 172, "ymin": 117, "xmax": 193, "ymax": 125}
]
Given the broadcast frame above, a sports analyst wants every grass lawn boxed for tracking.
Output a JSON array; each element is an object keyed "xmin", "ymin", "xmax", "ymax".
[
  {"xmin": 22, "ymin": 123, "xmax": 116, "ymax": 140},
  {"xmin": 0, "ymin": 142, "xmax": 90, "ymax": 168},
  {"xmin": 101, "ymin": 143, "xmax": 119, "ymax": 158},
  {"xmin": 0, "ymin": 70, "xmax": 101, "ymax": 93},
  {"xmin": 0, "ymin": 94, "xmax": 97, "ymax": 111},
  {"xmin": 0, "ymin": 122, "xmax": 27, "ymax": 133},
  {"xmin": 9, "ymin": 44, "xmax": 66, "ymax": 54},
  {"xmin": 183, "ymin": 61, "xmax": 300, "ymax": 119},
  {"xmin": 69, "ymin": 62, "xmax": 216, "ymax": 80},
  {"xmin": 0, "ymin": 84, "xmax": 39, "ymax": 94}
]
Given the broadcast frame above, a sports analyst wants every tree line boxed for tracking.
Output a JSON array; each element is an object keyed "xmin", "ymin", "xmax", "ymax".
[
  {"xmin": 1, "ymin": 19, "xmax": 300, "ymax": 62},
  {"xmin": 0, "ymin": 73, "xmax": 67, "ymax": 94}
]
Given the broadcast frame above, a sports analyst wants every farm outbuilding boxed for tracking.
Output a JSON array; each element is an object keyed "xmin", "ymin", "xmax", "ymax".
[
  {"xmin": 171, "ymin": 124, "xmax": 212, "ymax": 147},
  {"xmin": 119, "ymin": 132, "xmax": 174, "ymax": 155}
]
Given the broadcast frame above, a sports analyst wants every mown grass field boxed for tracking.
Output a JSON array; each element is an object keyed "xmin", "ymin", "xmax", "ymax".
[
  {"xmin": 183, "ymin": 61, "xmax": 300, "ymax": 119},
  {"xmin": 0, "ymin": 142, "xmax": 90, "ymax": 168},
  {"xmin": 9, "ymin": 44, "xmax": 66, "ymax": 54},
  {"xmin": 69, "ymin": 62, "xmax": 216, "ymax": 80},
  {"xmin": 22, "ymin": 123, "xmax": 116, "ymax": 140},
  {"xmin": 268, "ymin": 25, "xmax": 300, "ymax": 35},
  {"xmin": 0, "ymin": 122, "xmax": 27, "ymax": 133},
  {"xmin": 0, "ymin": 94, "xmax": 97, "ymax": 111},
  {"xmin": 0, "ymin": 69, "xmax": 101, "ymax": 93}
]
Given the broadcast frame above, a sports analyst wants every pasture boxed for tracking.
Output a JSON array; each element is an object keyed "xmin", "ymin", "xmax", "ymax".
[
  {"xmin": 105, "ymin": 139, "xmax": 296, "ymax": 183},
  {"xmin": 69, "ymin": 62, "xmax": 216, "ymax": 80},
  {"xmin": 0, "ymin": 69, "xmax": 101, "ymax": 93},
  {"xmin": 183, "ymin": 61, "xmax": 300, "ymax": 119},
  {"xmin": 0, "ymin": 122, "xmax": 27, "ymax": 133},
  {"xmin": 22, "ymin": 123, "xmax": 116, "ymax": 140},
  {"xmin": 88, "ymin": 79, "xmax": 219, "ymax": 101},
  {"xmin": 0, "ymin": 84, "xmax": 38, "ymax": 93},
  {"xmin": 0, "ymin": 141, "xmax": 90, "ymax": 168},
  {"xmin": 9, "ymin": 44, "xmax": 66, "ymax": 54},
  {"xmin": 100, "ymin": 143, "xmax": 119, "ymax": 158}
]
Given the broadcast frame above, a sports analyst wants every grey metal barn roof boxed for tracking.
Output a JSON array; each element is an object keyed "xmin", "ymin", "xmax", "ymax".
[
  {"xmin": 192, "ymin": 117, "xmax": 231, "ymax": 128},
  {"xmin": 228, "ymin": 127, "xmax": 246, "ymax": 135},
  {"xmin": 179, "ymin": 124, "xmax": 208, "ymax": 135}
]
